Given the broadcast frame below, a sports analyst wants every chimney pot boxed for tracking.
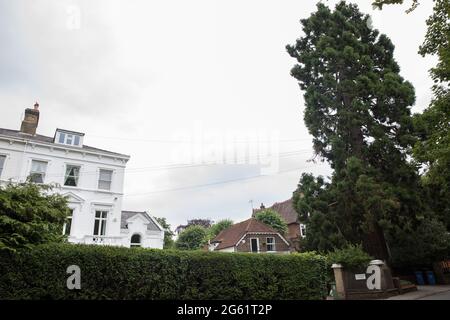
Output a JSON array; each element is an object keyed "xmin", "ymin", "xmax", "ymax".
[{"xmin": 20, "ymin": 103, "xmax": 40, "ymax": 135}]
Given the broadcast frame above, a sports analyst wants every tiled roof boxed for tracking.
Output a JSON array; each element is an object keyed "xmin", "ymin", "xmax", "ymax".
[
  {"xmin": 253, "ymin": 198, "xmax": 299, "ymax": 225},
  {"xmin": 0, "ymin": 128, "xmax": 129, "ymax": 158},
  {"xmin": 121, "ymin": 211, "xmax": 162, "ymax": 231},
  {"xmin": 212, "ymin": 218, "xmax": 280, "ymax": 250}
]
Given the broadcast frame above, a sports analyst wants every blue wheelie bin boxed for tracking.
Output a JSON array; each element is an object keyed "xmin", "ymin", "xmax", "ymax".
[
  {"xmin": 414, "ymin": 271, "xmax": 425, "ymax": 285},
  {"xmin": 426, "ymin": 271, "xmax": 436, "ymax": 285}
]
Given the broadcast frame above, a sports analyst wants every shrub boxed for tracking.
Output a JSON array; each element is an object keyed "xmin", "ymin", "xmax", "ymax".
[
  {"xmin": 208, "ymin": 219, "xmax": 234, "ymax": 239},
  {"xmin": 326, "ymin": 244, "xmax": 373, "ymax": 271},
  {"xmin": 175, "ymin": 225, "xmax": 208, "ymax": 250},
  {"xmin": 0, "ymin": 244, "xmax": 328, "ymax": 300},
  {"xmin": 254, "ymin": 209, "xmax": 288, "ymax": 235},
  {"xmin": 0, "ymin": 182, "xmax": 70, "ymax": 252}
]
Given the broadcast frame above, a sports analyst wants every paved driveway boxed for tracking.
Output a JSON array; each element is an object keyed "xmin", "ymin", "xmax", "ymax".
[
  {"xmin": 418, "ymin": 289, "xmax": 450, "ymax": 300},
  {"xmin": 386, "ymin": 285, "xmax": 450, "ymax": 300}
]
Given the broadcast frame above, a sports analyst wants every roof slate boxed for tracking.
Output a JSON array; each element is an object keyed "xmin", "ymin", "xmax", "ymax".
[
  {"xmin": 212, "ymin": 218, "xmax": 281, "ymax": 250},
  {"xmin": 121, "ymin": 211, "xmax": 162, "ymax": 232},
  {"xmin": 0, "ymin": 128, "xmax": 129, "ymax": 158},
  {"xmin": 253, "ymin": 198, "xmax": 299, "ymax": 225}
]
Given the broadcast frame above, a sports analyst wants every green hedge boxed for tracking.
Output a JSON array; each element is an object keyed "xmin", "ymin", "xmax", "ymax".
[{"xmin": 0, "ymin": 244, "xmax": 328, "ymax": 300}]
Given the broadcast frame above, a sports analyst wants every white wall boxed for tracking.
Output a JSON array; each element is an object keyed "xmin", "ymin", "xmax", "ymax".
[{"xmin": 120, "ymin": 214, "xmax": 164, "ymax": 249}]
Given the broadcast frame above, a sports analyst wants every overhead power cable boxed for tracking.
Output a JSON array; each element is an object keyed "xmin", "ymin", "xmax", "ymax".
[
  {"xmin": 8, "ymin": 148, "xmax": 313, "ymax": 180},
  {"xmin": 87, "ymin": 163, "xmax": 314, "ymax": 201}
]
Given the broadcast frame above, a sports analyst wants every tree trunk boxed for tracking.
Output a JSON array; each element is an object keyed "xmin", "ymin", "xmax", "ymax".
[{"xmin": 363, "ymin": 224, "xmax": 390, "ymax": 262}]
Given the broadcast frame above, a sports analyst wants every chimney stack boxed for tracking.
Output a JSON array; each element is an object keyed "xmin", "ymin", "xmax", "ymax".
[{"xmin": 20, "ymin": 102, "xmax": 40, "ymax": 135}]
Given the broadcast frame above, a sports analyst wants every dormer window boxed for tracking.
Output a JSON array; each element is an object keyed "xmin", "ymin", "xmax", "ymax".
[{"xmin": 54, "ymin": 129, "xmax": 84, "ymax": 147}]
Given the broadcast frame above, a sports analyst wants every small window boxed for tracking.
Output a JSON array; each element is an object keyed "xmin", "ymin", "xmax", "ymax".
[
  {"xmin": 266, "ymin": 237, "xmax": 275, "ymax": 252},
  {"xmin": 300, "ymin": 224, "xmax": 306, "ymax": 238},
  {"xmin": 64, "ymin": 165, "xmax": 80, "ymax": 187},
  {"xmin": 98, "ymin": 169, "xmax": 113, "ymax": 190},
  {"xmin": 58, "ymin": 132, "xmax": 66, "ymax": 144},
  {"xmin": 0, "ymin": 155, "xmax": 6, "ymax": 178},
  {"xmin": 131, "ymin": 234, "xmax": 141, "ymax": 247},
  {"xmin": 74, "ymin": 135, "xmax": 80, "ymax": 146},
  {"xmin": 250, "ymin": 238, "xmax": 259, "ymax": 253},
  {"xmin": 63, "ymin": 209, "xmax": 74, "ymax": 236},
  {"xmin": 56, "ymin": 131, "xmax": 82, "ymax": 146},
  {"xmin": 29, "ymin": 160, "xmax": 48, "ymax": 183},
  {"xmin": 93, "ymin": 211, "xmax": 108, "ymax": 236}
]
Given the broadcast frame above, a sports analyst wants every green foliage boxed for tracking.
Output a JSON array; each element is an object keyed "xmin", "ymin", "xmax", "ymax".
[
  {"xmin": 374, "ymin": 0, "xmax": 450, "ymax": 233},
  {"xmin": 0, "ymin": 243, "xmax": 329, "ymax": 300},
  {"xmin": 372, "ymin": 0, "xmax": 420, "ymax": 13},
  {"xmin": 413, "ymin": 92, "xmax": 450, "ymax": 229},
  {"xmin": 389, "ymin": 219, "xmax": 450, "ymax": 267},
  {"xmin": 175, "ymin": 225, "xmax": 208, "ymax": 250},
  {"xmin": 413, "ymin": 0, "xmax": 450, "ymax": 230},
  {"xmin": 293, "ymin": 173, "xmax": 347, "ymax": 252},
  {"xmin": 155, "ymin": 217, "xmax": 175, "ymax": 249},
  {"xmin": 327, "ymin": 244, "xmax": 374, "ymax": 271},
  {"xmin": 287, "ymin": 1, "xmax": 416, "ymax": 174},
  {"xmin": 254, "ymin": 209, "xmax": 288, "ymax": 235},
  {"xmin": 417, "ymin": 0, "xmax": 449, "ymax": 84},
  {"xmin": 208, "ymin": 219, "xmax": 233, "ymax": 239},
  {"xmin": 0, "ymin": 182, "xmax": 70, "ymax": 252}
]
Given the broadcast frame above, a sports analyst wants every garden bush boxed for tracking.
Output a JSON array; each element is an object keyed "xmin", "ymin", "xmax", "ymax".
[
  {"xmin": 326, "ymin": 244, "xmax": 373, "ymax": 271},
  {"xmin": 0, "ymin": 243, "xmax": 328, "ymax": 300}
]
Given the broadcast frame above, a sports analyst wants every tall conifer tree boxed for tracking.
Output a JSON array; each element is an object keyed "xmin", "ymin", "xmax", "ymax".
[{"xmin": 287, "ymin": 1, "xmax": 425, "ymax": 261}]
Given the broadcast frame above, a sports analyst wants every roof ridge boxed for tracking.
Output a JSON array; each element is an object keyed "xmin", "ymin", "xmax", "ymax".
[{"xmin": 0, "ymin": 127, "xmax": 129, "ymax": 158}]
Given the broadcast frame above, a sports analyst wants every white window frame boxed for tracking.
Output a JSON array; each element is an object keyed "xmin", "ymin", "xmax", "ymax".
[
  {"xmin": 250, "ymin": 237, "xmax": 259, "ymax": 253},
  {"xmin": 300, "ymin": 224, "xmax": 306, "ymax": 238},
  {"xmin": 58, "ymin": 132, "xmax": 66, "ymax": 144},
  {"xmin": 56, "ymin": 131, "xmax": 82, "ymax": 146},
  {"xmin": 29, "ymin": 159, "xmax": 48, "ymax": 184},
  {"xmin": 130, "ymin": 233, "xmax": 142, "ymax": 248},
  {"xmin": 93, "ymin": 210, "xmax": 108, "ymax": 236},
  {"xmin": 63, "ymin": 209, "xmax": 74, "ymax": 236},
  {"xmin": 266, "ymin": 237, "xmax": 276, "ymax": 252},
  {"xmin": 0, "ymin": 154, "xmax": 6, "ymax": 179},
  {"xmin": 64, "ymin": 164, "xmax": 81, "ymax": 187},
  {"xmin": 74, "ymin": 135, "xmax": 80, "ymax": 146},
  {"xmin": 98, "ymin": 169, "xmax": 113, "ymax": 191}
]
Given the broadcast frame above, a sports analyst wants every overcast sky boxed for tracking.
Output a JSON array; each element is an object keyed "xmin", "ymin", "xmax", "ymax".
[{"xmin": 0, "ymin": 0, "xmax": 437, "ymax": 230}]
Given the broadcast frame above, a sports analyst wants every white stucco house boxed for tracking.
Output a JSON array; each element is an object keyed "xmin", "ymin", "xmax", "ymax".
[{"xmin": 0, "ymin": 103, "xmax": 164, "ymax": 249}]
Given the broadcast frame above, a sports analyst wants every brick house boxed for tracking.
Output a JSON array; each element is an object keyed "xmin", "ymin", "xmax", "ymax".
[
  {"xmin": 252, "ymin": 199, "xmax": 305, "ymax": 252},
  {"xmin": 208, "ymin": 218, "xmax": 291, "ymax": 254}
]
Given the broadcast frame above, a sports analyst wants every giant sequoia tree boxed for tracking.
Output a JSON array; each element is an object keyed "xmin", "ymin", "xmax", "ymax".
[{"xmin": 287, "ymin": 1, "xmax": 429, "ymax": 262}]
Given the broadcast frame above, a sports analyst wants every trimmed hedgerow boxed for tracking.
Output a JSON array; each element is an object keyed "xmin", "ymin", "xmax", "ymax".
[{"xmin": 0, "ymin": 244, "xmax": 328, "ymax": 300}]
